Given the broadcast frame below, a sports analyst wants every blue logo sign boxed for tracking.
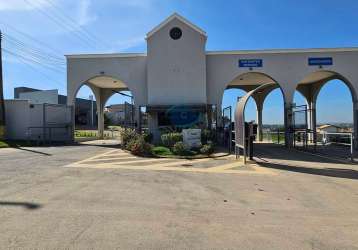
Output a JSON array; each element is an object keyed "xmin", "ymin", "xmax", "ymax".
[
  {"xmin": 308, "ymin": 57, "xmax": 333, "ymax": 66},
  {"xmin": 165, "ymin": 106, "xmax": 202, "ymax": 127},
  {"xmin": 239, "ymin": 59, "xmax": 263, "ymax": 68}
]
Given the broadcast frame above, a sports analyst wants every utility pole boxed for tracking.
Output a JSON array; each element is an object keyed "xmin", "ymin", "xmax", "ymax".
[{"xmin": 0, "ymin": 30, "xmax": 6, "ymax": 140}]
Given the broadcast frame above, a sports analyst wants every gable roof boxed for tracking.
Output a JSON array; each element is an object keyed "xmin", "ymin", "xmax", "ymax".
[
  {"xmin": 146, "ymin": 13, "xmax": 207, "ymax": 39},
  {"xmin": 317, "ymin": 124, "xmax": 340, "ymax": 130}
]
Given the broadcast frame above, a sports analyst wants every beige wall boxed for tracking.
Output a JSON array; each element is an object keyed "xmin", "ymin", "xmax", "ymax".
[{"xmin": 147, "ymin": 18, "xmax": 207, "ymax": 105}]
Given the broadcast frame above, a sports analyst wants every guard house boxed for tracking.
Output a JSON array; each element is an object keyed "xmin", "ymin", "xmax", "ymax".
[{"xmin": 66, "ymin": 13, "xmax": 358, "ymax": 149}]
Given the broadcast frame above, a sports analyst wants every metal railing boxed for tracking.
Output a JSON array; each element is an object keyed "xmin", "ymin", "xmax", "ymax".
[
  {"xmin": 262, "ymin": 130, "xmax": 285, "ymax": 144},
  {"xmin": 293, "ymin": 130, "xmax": 354, "ymax": 162}
]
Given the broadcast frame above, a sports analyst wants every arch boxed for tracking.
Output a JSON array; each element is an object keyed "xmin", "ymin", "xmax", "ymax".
[
  {"xmin": 69, "ymin": 74, "xmax": 137, "ymax": 139},
  {"xmin": 68, "ymin": 74, "xmax": 139, "ymax": 110},
  {"xmin": 296, "ymin": 70, "xmax": 358, "ymax": 104},
  {"xmin": 73, "ymin": 83, "xmax": 98, "ymax": 132},
  {"xmin": 220, "ymin": 71, "xmax": 288, "ymax": 111},
  {"xmin": 222, "ymin": 88, "xmax": 258, "ymax": 122},
  {"xmin": 234, "ymin": 83, "xmax": 276, "ymax": 160}
]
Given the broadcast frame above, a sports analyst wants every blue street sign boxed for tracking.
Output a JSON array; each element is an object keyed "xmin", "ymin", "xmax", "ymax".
[
  {"xmin": 308, "ymin": 57, "xmax": 333, "ymax": 66},
  {"xmin": 239, "ymin": 59, "xmax": 263, "ymax": 68}
]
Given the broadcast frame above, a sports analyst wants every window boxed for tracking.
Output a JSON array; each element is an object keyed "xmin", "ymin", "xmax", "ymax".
[{"xmin": 170, "ymin": 27, "xmax": 182, "ymax": 40}]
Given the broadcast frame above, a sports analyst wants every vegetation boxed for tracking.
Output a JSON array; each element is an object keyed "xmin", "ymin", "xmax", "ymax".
[
  {"xmin": 201, "ymin": 129, "xmax": 216, "ymax": 144},
  {"xmin": 172, "ymin": 141, "xmax": 189, "ymax": 156},
  {"xmin": 75, "ymin": 130, "xmax": 97, "ymax": 138},
  {"xmin": 129, "ymin": 136, "xmax": 153, "ymax": 156},
  {"xmin": 120, "ymin": 128, "xmax": 217, "ymax": 158},
  {"xmin": 161, "ymin": 132, "xmax": 183, "ymax": 148},
  {"xmin": 152, "ymin": 146, "xmax": 173, "ymax": 156},
  {"xmin": 200, "ymin": 143, "xmax": 214, "ymax": 155},
  {"xmin": 0, "ymin": 140, "xmax": 9, "ymax": 148},
  {"xmin": 120, "ymin": 129, "xmax": 153, "ymax": 156}
]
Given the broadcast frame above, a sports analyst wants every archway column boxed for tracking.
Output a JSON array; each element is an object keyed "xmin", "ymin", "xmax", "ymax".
[
  {"xmin": 353, "ymin": 101, "xmax": 358, "ymax": 152},
  {"xmin": 308, "ymin": 101, "xmax": 317, "ymax": 143},
  {"xmin": 256, "ymin": 107, "xmax": 263, "ymax": 141},
  {"xmin": 284, "ymin": 102, "xmax": 294, "ymax": 148}
]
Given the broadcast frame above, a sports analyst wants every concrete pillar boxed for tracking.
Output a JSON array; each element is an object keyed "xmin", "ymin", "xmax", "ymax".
[
  {"xmin": 95, "ymin": 89, "xmax": 105, "ymax": 139},
  {"xmin": 284, "ymin": 102, "xmax": 294, "ymax": 148},
  {"xmin": 97, "ymin": 100, "xmax": 105, "ymax": 139},
  {"xmin": 353, "ymin": 101, "xmax": 358, "ymax": 152},
  {"xmin": 256, "ymin": 107, "xmax": 263, "ymax": 141},
  {"xmin": 309, "ymin": 101, "xmax": 317, "ymax": 143}
]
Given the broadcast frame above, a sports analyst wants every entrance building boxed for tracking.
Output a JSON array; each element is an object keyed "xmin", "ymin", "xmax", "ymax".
[{"xmin": 66, "ymin": 13, "xmax": 358, "ymax": 148}]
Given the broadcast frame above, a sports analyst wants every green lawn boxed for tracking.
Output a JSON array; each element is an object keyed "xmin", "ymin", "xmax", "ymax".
[{"xmin": 0, "ymin": 140, "xmax": 9, "ymax": 148}]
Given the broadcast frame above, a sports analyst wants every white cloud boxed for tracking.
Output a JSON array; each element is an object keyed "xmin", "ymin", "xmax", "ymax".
[
  {"xmin": 0, "ymin": 0, "xmax": 51, "ymax": 11},
  {"xmin": 77, "ymin": 0, "xmax": 96, "ymax": 26}
]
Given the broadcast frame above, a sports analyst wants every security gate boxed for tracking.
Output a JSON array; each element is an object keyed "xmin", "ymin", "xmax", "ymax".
[
  {"xmin": 292, "ymin": 104, "xmax": 315, "ymax": 150},
  {"xmin": 222, "ymin": 106, "xmax": 232, "ymax": 152}
]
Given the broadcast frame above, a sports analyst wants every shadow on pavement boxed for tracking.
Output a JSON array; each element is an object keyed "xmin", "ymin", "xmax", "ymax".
[
  {"xmin": 254, "ymin": 143, "xmax": 352, "ymax": 164},
  {"xmin": 14, "ymin": 147, "xmax": 52, "ymax": 156},
  {"xmin": 253, "ymin": 143, "xmax": 358, "ymax": 180},
  {"xmin": 0, "ymin": 201, "xmax": 42, "ymax": 210},
  {"xmin": 257, "ymin": 161, "xmax": 358, "ymax": 180}
]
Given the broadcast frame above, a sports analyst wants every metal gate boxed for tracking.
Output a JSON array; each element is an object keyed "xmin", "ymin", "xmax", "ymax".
[
  {"xmin": 292, "ymin": 104, "xmax": 315, "ymax": 150},
  {"xmin": 27, "ymin": 103, "xmax": 73, "ymax": 143},
  {"xmin": 222, "ymin": 106, "xmax": 233, "ymax": 152}
]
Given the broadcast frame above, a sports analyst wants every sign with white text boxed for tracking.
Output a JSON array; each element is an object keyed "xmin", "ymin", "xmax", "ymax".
[{"xmin": 239, "ymin": 59, "xmax": 263, "ymax": 68}]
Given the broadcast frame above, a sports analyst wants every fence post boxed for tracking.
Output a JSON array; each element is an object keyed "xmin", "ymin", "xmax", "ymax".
[{"xmin": 351, "ymin": 133, "xmax": 354, "ymax": 162}]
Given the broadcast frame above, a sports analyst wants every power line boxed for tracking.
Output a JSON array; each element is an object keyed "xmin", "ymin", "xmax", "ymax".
[
  {"xmin": 3, "ymin": 48, "xmax": 65, "ymax": 74},
  {"xmin": 23, "ymin": 0, "xmax": 96, "ymax": 50},
  {"xmin": 3, "ymin": 34, "xmax": 65, "ymax": 65},
  {"xmin": 0, "ymin": 20, "xmax": 65, "ymax": 56},
  {"xmin": 2, "ymin": 48, "xmax": 65, "ymax": 88},
  {"xmin": 43, "ymin": 0, "xmax": 112, "ymax": 49}
]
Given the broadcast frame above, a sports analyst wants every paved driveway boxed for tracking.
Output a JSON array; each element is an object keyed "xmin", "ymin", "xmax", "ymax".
[{"xmin": 0, "ymin": 143, "xmax": 357, "ymax": 250}]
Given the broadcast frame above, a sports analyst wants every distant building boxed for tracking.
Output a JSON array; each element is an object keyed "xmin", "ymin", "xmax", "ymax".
[
  {"xmin": 317, "ymin": 124, "xmax": 340, "ymax": 133},
  {"xmin": 104, "ymin": 102, "xmax": 134, "ymax": 125},
  {"xmin": 14, "ymin": 87, "xmax": 97, "ymax": 128}
]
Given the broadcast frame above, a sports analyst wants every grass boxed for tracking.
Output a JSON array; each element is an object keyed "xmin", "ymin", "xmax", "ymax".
[
  {"xmin": 0, "ymin": 140, "xmax": 9, "ymax": 148},
  {"xmin": 152, "ymin": 146, "xmax": 173, "ymax": 156},
  {"xmin": 151, "ymin": 145, "xmax": 212, "ymax": 159},
  {"xmin": 0, "ymin": 140, "xmax": 36, "ymax": 148},
  {"xmin": 75, "ymin": 130, "xmax": 98, "ymax": 138}
]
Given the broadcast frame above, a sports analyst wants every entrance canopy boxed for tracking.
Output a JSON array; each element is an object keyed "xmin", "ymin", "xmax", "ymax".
[{"xmin": 87, "ymin": 76, "xmax": 129, "ymax": 90}]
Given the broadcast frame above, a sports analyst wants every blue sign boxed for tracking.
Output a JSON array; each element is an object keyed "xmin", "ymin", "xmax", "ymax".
[
  {"xmin": 239, "ymin": 59, "xmax": 263, "ymax": 68},
  {"xmin": 308, "ymin": 57, "xmax": 333, "ymax": 66}
]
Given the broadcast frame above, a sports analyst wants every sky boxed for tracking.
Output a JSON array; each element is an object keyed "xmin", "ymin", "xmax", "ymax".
[{"xmin": 1, "ymin": 0, "xmax": 357, "ymax": 124}]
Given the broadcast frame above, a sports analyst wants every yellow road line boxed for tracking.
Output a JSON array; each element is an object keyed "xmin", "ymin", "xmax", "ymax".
[
  {"xmin": 85, "ymin": 156, "xmax": 139, "ymax": 162},
  {"xmin": 64, "ymin": 150, "xmax": 275, "ymax": 175},
  {"xmin": 72, "ymin": 149, "xmax": 120, "ymax": 165}
]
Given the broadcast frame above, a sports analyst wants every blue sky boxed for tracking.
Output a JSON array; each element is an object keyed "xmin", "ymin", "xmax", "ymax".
[{"xmin": 1, "ymin": 0, "xmax": 357, "ymax": 124}]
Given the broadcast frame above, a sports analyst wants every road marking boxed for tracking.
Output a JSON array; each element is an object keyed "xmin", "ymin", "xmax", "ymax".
[{"xmin": 64, "ymin": 150, "xmax": 276, "ymax": 175}]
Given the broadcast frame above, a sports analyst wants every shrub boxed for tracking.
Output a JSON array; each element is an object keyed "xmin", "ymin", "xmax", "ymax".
[
  {"xmin": 152, "ymin": 146, "xmax": 172, "ymax": 156},
  {"xmin": 120, "ymin": 129, "xmax": 139, "ymax": 149},
  {"xmin": 143, "ymin": 132, "xmax": 153, "ymax": 143},
  {"xmin": 161, "ymin": 132, "xmax": 183, "ymax": 148},
  {"xmin": 201, "ymin": 129, "xmax": 216, "ymax": 144},
  {"xmin": 129, "ymin": 136, "xmax": 153, "ymax": 156},
  {"xmin": 200, "ymin": 143, "xmax": 215, "ymax": 155},
  {"xmin": 172, "ymin": 141, "xmax": 189, "ymax": 156}
]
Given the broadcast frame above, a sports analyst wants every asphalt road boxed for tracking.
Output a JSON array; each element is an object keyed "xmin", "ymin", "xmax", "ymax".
[{"xmin": 0, "ymin": 143, "xmax": 357, "ymax": 250}]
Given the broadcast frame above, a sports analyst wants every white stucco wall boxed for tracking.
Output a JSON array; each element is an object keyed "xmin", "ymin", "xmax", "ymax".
[{"xmin": 147, "ymin": 18, "xmax": 207, "ymax": 105}]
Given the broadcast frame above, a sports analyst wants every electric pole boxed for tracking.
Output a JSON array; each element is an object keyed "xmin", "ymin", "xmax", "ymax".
[{"xmin": 0, "ymin": 30, "xmax": 5, "ymax": 140}]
